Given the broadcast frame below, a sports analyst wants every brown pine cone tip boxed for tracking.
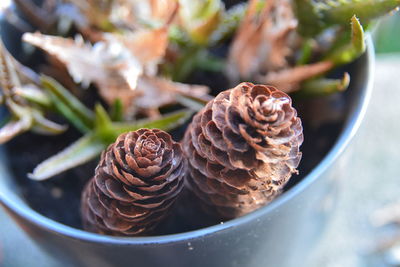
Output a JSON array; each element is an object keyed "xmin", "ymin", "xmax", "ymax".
[
  {"xmin": 81, "ymin": 129, "xmax": 186, "ymax": 236},
  {"xmin": 183, "ymin": 82, "xmax": 303, "ymax": 219}
]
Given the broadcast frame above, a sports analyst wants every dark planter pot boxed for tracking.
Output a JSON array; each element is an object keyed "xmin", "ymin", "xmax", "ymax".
[{"xmin": 0, "ymin": 8, "xmax": 374, "ymax": 267}]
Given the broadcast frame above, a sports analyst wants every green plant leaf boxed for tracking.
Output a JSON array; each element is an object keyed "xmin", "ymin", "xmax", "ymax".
[
  {"xmin": 28, "ymin": 133, "xmax": 105, "ymax": 181},
  {"xmin": 297, "ymin": 39, "xmax": 315, "ymax": 65},
  {"xmin": 28, "ymin": 109, "xmax": 192, "ymax": 180},
  {"xmin": 210, "ymin": 2, "xmax": 247, "ymax": 44},
  {"xmin": 293, "ymin": 0, "xmax": 324, "ymax": 37},
  {"xmin": 40, "ymin": 76, "xmax": 94, "ymax": 133},
  {"xmin": 112, "ymin": 110, "xmax": 192, "ymax": 138},
  {"xmin": 0, "ymin": 117, "xmax": 32, "ymax": 144},
  {"xmin": 194, "ymin": 51, "xmax": 226, "ymax": 72},
  {"xmin": 0, "ymin": 41, "xmax": 66, "ymax": 142},
  {"xmin": 93, "ymin": 103, "xmax": 115, "ymax": 143},
  {"xmin": 176, "ymin": 95, "xmax": 208, "ymax": 111},
  {"xmin": 0, "ymin": 103, "xmax": 67, "ymax": 141},
  {"xmin": 297, "ymin": 72, "xmax": 350, "ymax": 97},
  {"xmin": 321, "ymin": 0, "xmax": 400, "ymax": 26},
  {"xmin": 31, "ymin": 111, "xmax": 68, "ymax": 135},
  {"xmin": 94, "ymin": 103, "xmax": 112, "ymax": 129},
  {"xmin": 14, "ymin": 85, "xmax": 52, "ymax": 108},
  {"xmin": 351, "ymin": 16, "xmax": 366, "ymax": 52},
  {"xmin": 324, "ymin": 16, "xmax": 366, "ymax": 65},
  {"xmin": 171, "ymin": 46, "xmax": 202, "ymax": 81},
  {"xmin": 179, "ymin": 0, "xmax": 224, "ymax": 45},
  {"xmin": 110, "ymin": 99, "xmax": 123, "ymax": 122}
]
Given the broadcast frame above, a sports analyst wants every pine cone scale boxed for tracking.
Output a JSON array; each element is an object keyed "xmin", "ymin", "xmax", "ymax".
[{"xmin": 103, "ymin": 178, "xmax": 133, "ymax": 202}]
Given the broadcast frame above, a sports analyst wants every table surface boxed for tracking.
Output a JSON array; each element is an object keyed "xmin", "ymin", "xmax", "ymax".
[{"xmin": 1, "ymin": 56, "xmax": 400, "ymax": 267}]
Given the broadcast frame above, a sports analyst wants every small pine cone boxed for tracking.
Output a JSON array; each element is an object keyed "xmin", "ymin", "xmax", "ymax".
[
  {"xmin": 183, "ymin": 82, "xmax": 303, "ymax": 219},
  {"xmin": 81, "ymin": 129, "xmax": 186, "ymax": 236}
]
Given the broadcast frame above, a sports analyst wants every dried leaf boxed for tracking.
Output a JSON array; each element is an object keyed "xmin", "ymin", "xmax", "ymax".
[
  {"xmin": 227, "ymin": 0, "xmax": 299, "ymax": 82},
  {"xmin": 148, "ymin": 0, "xmax": 179, "ymax": 22},
  {"xmin": 105, "ymin": 28, "xmax": 168, "ymax": 74},
  {"xmin": 23, "ymin": 32, "xmax": 143, "ymax": 111},
  {"xmin": 259, "ymin": 61, "xmax": 334, "ymax": 93},
  {"xmin": 111, "ymin": 0, "xmax": 179, "ymax": 28},
  {"xmin": 65, "ymin": 0, "xmax": 178, "ymax": 32},
  {"xmin": 39, "ymin": 54, "xmax": 79, "ymax": 94},
  {"xmin": 135, "ymin": 76, "xmax": 209, "ymax": 110},
  {"xmin": 23, "ymin": 30, "xmax": 194, "ymax": 113},
  {"xmin": 23, "ymin": 32, "xmax": 143, "ymax": 90},
  {"xmin": 23, "ymin": 31, "xmax": 209, "ymax": 114}
]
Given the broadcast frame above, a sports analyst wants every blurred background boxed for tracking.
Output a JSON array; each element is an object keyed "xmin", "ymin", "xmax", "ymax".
[
  {"xmin": 374, "ymin": 13, "xmax": 400, "ymax": 54},
  {"xmin": 309, "ymin": 13, "xmax": 400, "ymax": 267},
  {"xmin": 0, "ymin": 1, "xmax": 400, "ymax": 266}
]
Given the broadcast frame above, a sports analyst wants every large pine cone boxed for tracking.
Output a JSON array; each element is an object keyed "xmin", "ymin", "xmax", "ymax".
[
  {"xmin": 183, "ymin": 82, "xmax": 303, "ymax": 219},
  {"xmin": 81, "ymin": 129, "xmax": 186, "ymax": 236}
]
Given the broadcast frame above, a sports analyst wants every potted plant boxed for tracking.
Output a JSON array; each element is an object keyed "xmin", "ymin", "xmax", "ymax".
[{"xmin": 0, "ymin": 0, "xmax": 397, "ymax": 266}]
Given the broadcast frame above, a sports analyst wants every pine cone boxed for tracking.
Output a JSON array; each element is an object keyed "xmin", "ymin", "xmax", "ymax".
[
  {"xmin": 81, "ymin": 129, "xmax": 186, "ymax": 236},
  {"xmin": 183, "ymin": 82, "xmax": 303, "ymax": 219}
]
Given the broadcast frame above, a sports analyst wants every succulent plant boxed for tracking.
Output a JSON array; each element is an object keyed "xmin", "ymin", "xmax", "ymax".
[
  {"xmin": 0, "ymin": 40, "xmax": 66, "ymax": 143},
  {"xmin": 29, "ymin": 78, "xmax": 191, "ymax": 180},
  {"xmin": 183, "ymin": 82, "xmax": 303, "ymax": 219},
  {"xmin": 81, "ymin": 129, "xmax": 186, "ymax": 236}
]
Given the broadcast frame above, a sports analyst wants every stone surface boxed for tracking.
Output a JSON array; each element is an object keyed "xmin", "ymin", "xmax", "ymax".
[{"xmin": 1, "ymin": 57, "xmax": 400, "ymax": 266}]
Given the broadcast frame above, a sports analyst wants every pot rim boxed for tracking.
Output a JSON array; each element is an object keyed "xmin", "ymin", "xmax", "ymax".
[{"xmin": 0, "ymin": 36, "xmax": 374, "ymax": 245}]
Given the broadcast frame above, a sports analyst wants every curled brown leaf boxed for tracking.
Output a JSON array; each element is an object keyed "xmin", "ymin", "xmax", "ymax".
[
  {"xmin": 227, "ymin": 0, "xmax": 299, "ymax": 82},
  {"xmin": 259, "ymin": 61, "xmax": 334, "ymax": 93},
  {"xmin": 135, "ymin": 76, "xmax": 209, "ymax": 110},
  {"xmin": 22, "ymin": 29, "xmax": 210, "ymax": 116}
]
